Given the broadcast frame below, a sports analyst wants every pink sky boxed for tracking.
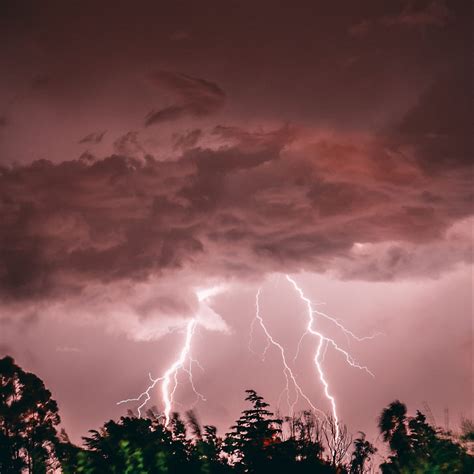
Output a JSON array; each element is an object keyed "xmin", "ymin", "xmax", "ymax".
[{"xmin": 0, "ymin": 0, "xmax": 471, "ymax": 447}]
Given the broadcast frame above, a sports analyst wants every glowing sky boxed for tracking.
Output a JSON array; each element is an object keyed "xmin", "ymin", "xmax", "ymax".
[{"xmin": 0, "ymin": 0, "xmax": 471, "ymax": 445}]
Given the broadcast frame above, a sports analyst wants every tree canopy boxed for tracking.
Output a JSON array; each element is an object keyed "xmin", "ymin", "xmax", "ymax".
[
  {"xmin": 0, "ymin": 356, "xmax": 472, "ymax": 473},
  {"xmin": 0, "ymin": 356, "xmax": 61, "ymax": 473}
]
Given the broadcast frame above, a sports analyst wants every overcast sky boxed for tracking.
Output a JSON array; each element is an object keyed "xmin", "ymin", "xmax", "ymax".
[{"xmin": 0, "ymin": 0, "xmax": 471, "ymax": 445}]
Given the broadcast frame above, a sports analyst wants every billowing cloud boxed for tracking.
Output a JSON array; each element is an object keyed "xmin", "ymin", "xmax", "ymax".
[
  {"xmin": 0, "ymin": 0, "xmax": 470, "ymax": 346},
  {"xmin": 0, "ymin": 114, "xmax": 471, "ymax": 340},
  {"xmin": 0, "ymin": 2, "xmax": 470, "ymax": 445},
  {"xmin": 145, "ymin": 71, "xmax": 225, "ymax": 126},
  {"xmin": 334, "ymin": 218, "xmax": 472, "ymax": 280}
]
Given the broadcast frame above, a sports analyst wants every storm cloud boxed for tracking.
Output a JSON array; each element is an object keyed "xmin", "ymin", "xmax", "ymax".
[
  {"xmin": 0, "ymin": 0, "xmax": 471, "ymax": 445},
  {"xmin": 0, "ymin": 122, "xmax": 470, "ymax": 310},
  {"xmin": 145, "ymin": 71, "xmax": 226, "ymax": 126}
]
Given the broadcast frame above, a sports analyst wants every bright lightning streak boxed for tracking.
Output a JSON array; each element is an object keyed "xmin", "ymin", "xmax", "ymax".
[
  {"xmin": 250, "ymin": 275, "xmax": 376, "ymax": 441},
  {"xmin": 285, "ymin": 275, "xmax": 376, "ymax": 439},
  {"xmin": 252, "ymin": 289, "xmax": 323, "ymax": 417},
  {"xmin": 311, "ymin": 308, "xmax": 382, "ymax": 343},
  {"xmin": 118, "ymin": 286, "xmax": 224, "ymax": 425},
  {"xmin": 160, "ymin": 319, "xmax": 198, "ymax": 424},
  {"xmin": 118, "ymin": 318, "xmax": 200, "ymax": 426},
  {"xmin": 285, "ymin": 275, "xmax": 374, "ymax": 375}
]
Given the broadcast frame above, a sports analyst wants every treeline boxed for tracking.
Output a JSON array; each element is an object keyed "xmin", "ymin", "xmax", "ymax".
[{"xmin": 0, "ymin": 356, "xmax": 472, "ymax": 473}]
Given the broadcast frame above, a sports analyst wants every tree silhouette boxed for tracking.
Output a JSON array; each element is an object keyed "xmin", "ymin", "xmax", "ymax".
[
  {"xmin": 2, "ymin": 358, "xmax": 473, "ymax": 473},
  {"xmin": 460, "ymin": 416, "xmax": 474, "ymax": 442},
  {"xmin": 279, "ymin": 411, "xmax": 338, "ymax": 473},
  {"xmin": 78, "ymin": 415, "xmax": 180, "ymax": 473},
  {"xmin": 284, "ymin": 410, "xmax": 324, "ymax": 463},
  {"xmin": 349, "ymin": 432, "xmax": 376, "ymax": 474},
  {"xmin": 70, "ymin": 411, "xmax": 235, "ymax": 473},
  {"xmin": 379, "ymin": 401, "xmax": 473, "ymax": 473},
  {"xmin": 378, "ymin": 400, "xmax": 411, "ymax": 468},
  {"xmin": 186, "ymin": 411, "xmax": 231, "ymax": 474},
  {"xmin": 55, "ymin": 429, "xmax": 84, "ymax": 474},
  {"xmin": 322, "ymin": 417, "xmax": 352, "ymax": 468},
  {"xmin": 225, "ymin": 390, "xmax": 283, "ymax": 472},
  {"xmin": 224, "ymin": 391, "xmax": 341, "ymax": 473},
  {"xmin": 0, "ymin": 356, "xmax": 61, "ymax": 473}
]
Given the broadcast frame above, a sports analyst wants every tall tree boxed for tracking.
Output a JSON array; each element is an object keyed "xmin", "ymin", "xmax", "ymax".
[
  {"xmin": 378, "ymin": 400, "xmax": 411, "ymax": 469},
  {"xmin": 0, "ymin": 356, "xmax": 61, "ymax": 473},
  {"xmin": 225, "ymin": 390, "xmax": 282, "ymax": 473}
]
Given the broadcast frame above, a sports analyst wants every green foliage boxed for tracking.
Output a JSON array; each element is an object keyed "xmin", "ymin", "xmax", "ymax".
[
  {"xmin": 119, "ymin": 440, "xmax": 147, "ymax": 474},
  {"xmin": 61, "ymin": 412, "xmax": 233, "ymax": 474}
]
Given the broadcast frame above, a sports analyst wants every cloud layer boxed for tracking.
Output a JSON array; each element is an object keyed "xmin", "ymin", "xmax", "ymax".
[
  {"xmin": 0, "ymin": 0, "xmax": 471, "ymax": 342},
  {"xmin": 0, "ymin": 117, "xmax": 471, "ymax": 339}
]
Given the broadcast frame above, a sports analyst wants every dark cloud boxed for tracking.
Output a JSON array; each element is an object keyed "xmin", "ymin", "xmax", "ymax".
[
  {"xmin": 0, "ymin": 2, "xmax": 471, "ymax": 450},
  {"xmin": 392, "ymin": 65, "xmax": 472, "ymax": 173},
  {"xmin": 79, "ymin": 131, "xmax": 106, "ymax": 145},
  {"xmin": 306, "ymin": 180, "xmax": 384, "ymax": 217},
  {"xmin": 0, "ymin": 123, "xmax": 471, "ymax": 305},
  {"xmin": 0, "ymin": 1, "xmax": 469, "ymax": 168},
  {"xmin": 145, "ymin": 71, "xmax": 225, "ymax": 126},
  {"xmin": 0, "ymin": 0, "xmax": 470, "ymax": 342}
]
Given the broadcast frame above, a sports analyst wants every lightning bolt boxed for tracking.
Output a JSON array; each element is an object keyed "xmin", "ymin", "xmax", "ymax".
[
  {"xmin": 285, "ymin": 275, "xmax": 376, "ymax": 439},
  {"xmin": 251, "ymin": 275, "xmax": 376, "ymax": 440},
  {"xmin": 118, "ymin": 286, "xmax": 226, "ymax": 426},
  {"xmin": 251, "ymin": 288, "xmax": 324, "ymax": 417},
  {"xmin": 118, "ymin": 318, "xmax": 202, "ymax": 426}
]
